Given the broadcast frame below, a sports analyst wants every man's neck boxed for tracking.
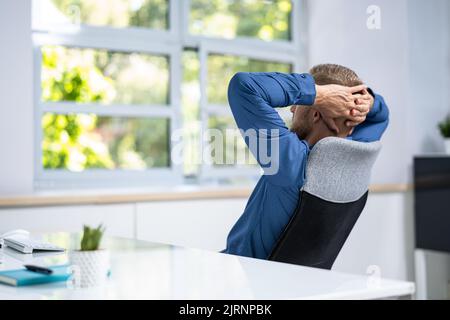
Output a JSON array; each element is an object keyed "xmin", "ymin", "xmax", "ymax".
[
  {"xmin": 305, "ymin": 132, "xmax": 324, "ymax": 146},
  {"xmin": 305, "ymin": 129, "xmax": 336, "ymax": 146},
  {"xmin": 305, "ymin": 136, "xmax": 317, "ymax": 146}
]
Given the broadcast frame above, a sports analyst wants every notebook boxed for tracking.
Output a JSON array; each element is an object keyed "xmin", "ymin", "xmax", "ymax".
[{"xmin": 0, "ymin": 265, "xmax": 71, "ymax": 287}]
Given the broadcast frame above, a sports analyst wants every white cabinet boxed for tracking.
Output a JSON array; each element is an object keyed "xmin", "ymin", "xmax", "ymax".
[
  {"xmin": 135, "ymin": 199, "xmax": 246, "ymax": 251},
  {"xmin": 0, "ymin": 204, "xmax": 135, "ymax": 238}
]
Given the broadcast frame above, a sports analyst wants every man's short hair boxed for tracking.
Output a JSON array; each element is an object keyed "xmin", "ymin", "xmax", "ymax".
[
  {"xmin": 310, "ymin": 64, "xmax": 363, "ymax": 87},
  {"xmin": 309, "ymin": 64, "xmax": 363, "ymax": 136}
]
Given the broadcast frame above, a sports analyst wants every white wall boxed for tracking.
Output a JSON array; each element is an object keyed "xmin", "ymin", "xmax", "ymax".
[
  {"xmin": 307, "ymin": 0, "xmax": 450, "ymax": 184},
  {"xmin": 0, "ymin": 0, "xmax": 34, "ymax": 194},
  {"xmin": 334, "ymin": 192, "xmax": 415, "ymax": 281},
  {"xmin": 306, "ymin": 0, "xmax": 450, "ymax": 297},
  {"xmin": 407, "ymin": 0, "xmax": 450, "ymax": 155}
]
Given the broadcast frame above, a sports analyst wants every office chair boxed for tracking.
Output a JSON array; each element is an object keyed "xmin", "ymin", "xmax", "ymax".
[{"xmin": 268, "ymin": 137, "xmax": 381, "ymax": 270}]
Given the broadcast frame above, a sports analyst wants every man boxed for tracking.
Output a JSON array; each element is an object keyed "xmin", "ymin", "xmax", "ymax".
[{"xmin": 222, "ymin": 64, "xmax": 389, "ymax": 259}]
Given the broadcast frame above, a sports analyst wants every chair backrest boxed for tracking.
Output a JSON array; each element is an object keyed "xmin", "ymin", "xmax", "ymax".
[{"xmin": 269, "ymin": 137, "xmax": 381, "ymax": 269}]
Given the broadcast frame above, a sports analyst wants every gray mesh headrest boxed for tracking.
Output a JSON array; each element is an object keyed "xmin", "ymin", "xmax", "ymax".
[{"xmin": 303, "ymin": 137, "xmax": 381, "ymax": 203}]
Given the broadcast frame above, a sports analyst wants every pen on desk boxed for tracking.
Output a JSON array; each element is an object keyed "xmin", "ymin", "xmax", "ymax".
[{"xmin": 24, "ymin": 264, "xmax": 53, "ymax": 275}]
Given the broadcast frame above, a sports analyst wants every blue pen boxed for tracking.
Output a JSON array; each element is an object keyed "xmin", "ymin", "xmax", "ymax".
[{"xmin": 24, "ymin": 264, "xmax": 53, "ymax": 275}]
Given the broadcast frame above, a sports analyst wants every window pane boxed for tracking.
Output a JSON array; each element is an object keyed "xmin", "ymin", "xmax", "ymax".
[
  {"xmin": 182, "ymin": 50, "xmax": 201, "ymax": 176},
  {"xmin": 35, "ymin": 0, "xmax": 168, "ymax": 30},
  {"xmin": 208, "ymin": 116, "xmax": 257, "ymax": 167},
  {"xmin": 278, "ymin": 108, "xmax": 293, "ymax": 128},
  {"xmin": 207, "ymin": 54, "xmax": 292, "ymax": 104},
  {"xmin": 41, "ymin": 46, "xmax": 169, "ymax": 105},
  {"xmin": 42, "ymin": 113, "xmax": 170, "ymax": 171},
  {"xmin": 190, "ymin": 0, "xmax": 292, "ymax": 41}
]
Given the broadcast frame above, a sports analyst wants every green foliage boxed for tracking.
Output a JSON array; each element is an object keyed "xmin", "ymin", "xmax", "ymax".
[
  {"xmin": 50, "ymin": 0, "xmax": 168, "ymax": 29},
  {"xmin": 50, "ymin": 0, "xmax": 290, "ymax": 40},
  {"xmin": 439, "ymin": 116, "xmax": 450, "ymax": 138},
  {"xmin": 80, "ymin": 224, "xmax": 105, "ymax": 251},
  {"xmin": 42, "ymin": 47, "xmax": 107, "ymax": 103},
  {"xmin": 208, "ymin": 55, "xmax": 291, "ymax": 104},
  {"xmin": 41, "ymin": 46, "xmax": 169, "ymax": 171},
  {"xmin": 129, "ymin": 0, "xmax": 168, "ymax": 29},
  {"xmin": 41, "ymin": 46, "xmax": 115, "ymax": 170},
  {"xmin": 190, "ymin": 0, "xmax": 292, "ymax": 41}
]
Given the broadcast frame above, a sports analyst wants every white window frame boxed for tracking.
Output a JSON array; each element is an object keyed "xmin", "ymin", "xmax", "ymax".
[
  {"xmin": 32, "ymin": 0, "xmax": 306, "ymax": 188},
  {"xmin": 32, "ymin": 1, "xmax": 183, "ymax": 188}
]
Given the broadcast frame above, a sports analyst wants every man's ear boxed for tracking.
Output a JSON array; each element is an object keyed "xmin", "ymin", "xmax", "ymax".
[{"xmin": 312, "ymin": 110, "xmax": 321, "ymax": 123}]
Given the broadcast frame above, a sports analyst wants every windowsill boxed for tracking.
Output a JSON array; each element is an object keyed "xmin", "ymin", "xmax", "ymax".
[{"xmin": 0, "ymin": 183, "xmax": 412, "ymax": 208}]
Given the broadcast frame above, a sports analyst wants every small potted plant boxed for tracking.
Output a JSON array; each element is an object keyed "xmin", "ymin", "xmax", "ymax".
[
  {"xmin": 438, "ymin": 116, "xmax": 450, "ymax": 154},
  {"xmin": 69, "ymin": 224, "xmax": 109, "ymax": 288}
]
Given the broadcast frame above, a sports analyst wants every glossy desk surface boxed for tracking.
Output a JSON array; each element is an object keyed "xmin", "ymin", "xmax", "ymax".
[{"xmin": 0, "ymin": 233, "xmax": 415, "ymax": 300}]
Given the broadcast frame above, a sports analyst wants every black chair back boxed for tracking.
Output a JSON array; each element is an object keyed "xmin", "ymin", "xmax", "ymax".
[{"xmin": 269, "ymin": 137, "xmax": 381, "ymax": 269}]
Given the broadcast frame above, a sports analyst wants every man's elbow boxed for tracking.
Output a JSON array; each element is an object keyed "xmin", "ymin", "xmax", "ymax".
[
  {"xmin": 227, "ymin": 72, "xmax": 254, "ymax": 108},
  {"xmin": 375, "ymin": 93, "xmax": 390, "ymax": 122},
  {"xmin": 229, "ymin": 72, "xmax": 251, "ymax": 92},
  {"xmin": 381, "ymin": 99, "xmax": 390, "ymax": 124},
  {"xmin": 375, "ymin": 94, "xmax": 390, "ymax": 138},
  {"xmin": 228, "ymin": 72, "xmax": 253, "ymax": 94}
]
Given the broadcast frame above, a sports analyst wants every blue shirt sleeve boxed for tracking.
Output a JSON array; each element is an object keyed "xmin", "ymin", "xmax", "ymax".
[
  {"xmin": 228, "ymin": 72, "xmax": 316, "ymax": 132},
  {"xmin": 227, "ymin": 72, "xmax": 316, "ymax": 185},
  {"xmin": 349, "ymin": 90, "xmax": 390, "ymax": 142}
]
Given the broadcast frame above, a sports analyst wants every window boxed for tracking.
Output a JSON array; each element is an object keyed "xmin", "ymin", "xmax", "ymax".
[
  {"xmin": 42, "ymin": 114, "xmax": 170, "ymax": 171},
  {"xmin": 189, "ymin": 0, "xmax": 292, "ymax": 41},
  {"xmin": 33, "ymin": 0, "xmax": 169, "ymax": 30},
  {"xmin": 204, "ymin": 54, "xmax": 292, "ymax": 171},
  {"xmin": 207, "ymin": 115, "xmax": 257, "ymax": 167},
  {"xmin": 32, "ymin": 0, "xmax": 303, "ymax": 188},
  {"xmin": 41, "ymin": 46, "xmax": 170, "ymax": 106},
  {"xmin": 207, "ymin": 54, "xmax": 292, "ymax": 105}
]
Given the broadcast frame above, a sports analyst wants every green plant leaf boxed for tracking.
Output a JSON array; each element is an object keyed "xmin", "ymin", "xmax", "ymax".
[
  {"xmin": 438, "ymin": 116, "xmax": 450, "ymax": 138},
  {"xmin": 80, "ymin": 224, "xmax": 105, "ymax": 251}
]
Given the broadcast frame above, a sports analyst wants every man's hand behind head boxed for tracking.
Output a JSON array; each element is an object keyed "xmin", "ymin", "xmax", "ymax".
[
  {"xmin": 345, "ymin": 88, "xmax": 374, "ymax": 127},
  {"xmin": 314, "ymin": 83, "xmax": 367, "ymax": 133}
]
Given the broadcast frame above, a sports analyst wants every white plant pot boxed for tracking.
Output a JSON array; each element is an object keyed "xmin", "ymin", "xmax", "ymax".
[
  {"xmin": 445, "ymin": 139, "xmax": 450, "ymax": 155},
  {"xmin": 69, "ymin": 250, "xmax": 110, "ymax": 288}
]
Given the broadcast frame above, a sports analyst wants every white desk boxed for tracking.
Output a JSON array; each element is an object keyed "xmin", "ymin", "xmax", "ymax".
[{"xmin": 0, "ymin": 233, "xmax": 415, "ymax": 300}]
